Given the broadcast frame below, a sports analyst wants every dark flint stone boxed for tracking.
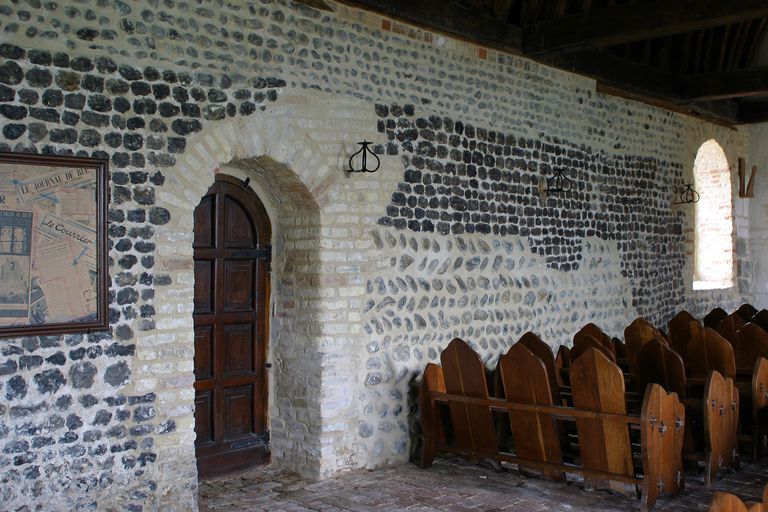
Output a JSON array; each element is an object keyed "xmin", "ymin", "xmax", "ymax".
[
  {"xmin": 28, "ymin": 123, "xmax": 47, "ymax": 141},
  {"xmin": 79, "ymin": 129, "xmax": 101, "ymax": 147},
  {"xmin": 0, "ymin": 84, "xmax": 13, "ymax": 102},
  {"xmin": 29, "ymin": 107, "xmax": 59, "ymax": 122},
  {"xmin": 104, "ymin": 361, "xmax": 130, "ymax": 387},
  {"xmin": 113, "ymin": 97, "xmax": 130, "ymax": 113},
  {"xmin": 152, "ymin": 83, "xmax": 170, "ymax": 99},
  {"xmin": 61, "ymin": 111, "xmax": 79, "ymax": 126},
  {"xmin": 123, "ymin": 133, "xmax": 143, "ymax": 150},
  {"xmin": 3, "ymin": 124, "xmax": 26, "ymax": 140},
  {"xmin": 64, "ymin": 93, "xmax": 86, "ymax": 109},
  {"xmin": 0, "ymin": 105, "xmax": 27, "ymax": 120},
  {"xmin": 76, "ymin": 27, "xmax": 99, "ymax": 41},
  {"xmin": 167, "ymin": 137, "xmax": 185, "ymax": 153},
  {"xmin": 26, "ymin": 68, "xmax": 52, "ymax": 88},
  {"xmin": 29, "ymin": 49, "xmax": 52, "ymax": 65},
  {"xmin": 82, "ymin": 111, "xmax": 109, "ymax": 127},
  {"xmin": 96, "ymin": 57, "xmax": 118, "ymax": 74},
  {"xmin": 0, "ymin": 62, "xmax": 23, "ymax": 85},
  {"xmin": 53, "ymin": 53, "xmax": 70, "ymax": 68},
  {"xmin": 130, "ymin": 81, "xmax": 151, "ymax": 96},
  {"xmin": 88, "ymin": 94, "xmax": 111, "ymax": 111},
  {"xmin": 42, "ymin": 89, "xmax": 63, "ymax": 107},
  {"xmin": 33, "ymin": 369, "xmax": 65, "ymax": 394},
  {"xmin": 49, "ymin": 128, "xmax": 77, "ymax": 144},
  {"xmin": 70, "ymin": 361, "xmax": 97, "ymax": 389},
  {"xmin": 105, "ymin": 78, "xmax": 129, "ymax": 95},
  {"xmin": 118, "ymin": 65, "xmax": 142, "ymax": 81},
  {"xmin": 55, "ymin": 71, "xmax": 81, "ymax": 91}
]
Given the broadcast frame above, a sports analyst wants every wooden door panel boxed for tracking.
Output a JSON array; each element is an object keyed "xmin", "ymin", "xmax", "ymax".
[
  {"xmin": 194, "ymin": 195, "xmax": 215, "ymax": 248},
  {"xmin": 224, "ymin": 196, "xmax": 255, "ymax": 248},
  {"xmin": 224, "ymin": 385, "xmax": 254, "ymax": 440},
  {"xmin": 223, "ymin": 260, "xmax": 255, "ymax": 311},
  {"xmin": 194, "ymin": 391, "xmax": 214, "ymax": 445},
  {"xmin": 193, "ymin": 175, "xmax": 271, "ymax": 478},
  {"xmin": 194, "ymin": 325, "xmax": 214, "ymax": 380},
  {"xmin": 223, "ymin": 323, "xmax": 254, "ymax": 376},
  {"xmin": 194, "ymin": 260, "xmax": 214, "ymax": 312}
]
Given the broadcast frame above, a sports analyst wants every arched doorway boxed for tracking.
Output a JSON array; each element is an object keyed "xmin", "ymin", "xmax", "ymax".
[{"xmin": 192, "ymin": 173, "xmax": 272, "ymax": 478}]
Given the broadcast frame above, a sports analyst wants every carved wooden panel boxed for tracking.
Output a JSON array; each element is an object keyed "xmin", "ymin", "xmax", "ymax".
[{"xmin": 194, "ymin": 325, "xmax": 213, "ymax": 380}]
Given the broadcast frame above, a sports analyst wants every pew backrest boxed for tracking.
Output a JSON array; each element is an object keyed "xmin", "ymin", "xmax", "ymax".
[
  {"xmin": 518, "ymin": 332, "xmax": 561, "ymax": 404},
  {"xmin": 574, "ymin": 323, "xmax": 614, "ymax": 355},
  {"xmin": 735, "ymin": 303, "xmax": 758, "ymax": 322},
  {"xmin": 499, "ymin": 343, "xmax": 563, "ymax": 478},
  {"xmin": 668, "ymin": 311, "xmax": 700, "ymax": 360},
  {"xmin": 572, "ymin": 334, "xmax": 616, "ymax": 363},
  {"xmin": 733, "ymin": 323, "xmax": 768, "ymax": 373},
  {"xmin": 705, "ymin": 307, "xmax": 729, "ymax": 329},
  {"xmin": 571, "ymin": 348, "xmax": 634, "ymax": 492},
  {"xmin": 716, "ymin": 313, "xmax": 747, "ymax": 344},
  {"xmin": 686, "ymin": 327, "xmax": 736, "ymax": 381},
  {"xmin": 625, "ymin": 317, "xmax": 665, "ymax": 377},
  {"xmin": 441, "ymin": 338, "xmax": 497, "ymax": 454},
  {"xmin": 635, "ymin": 337, "xmax": 687, "ymax": 397}
]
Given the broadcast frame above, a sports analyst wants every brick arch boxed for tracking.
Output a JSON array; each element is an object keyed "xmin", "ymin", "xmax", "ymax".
[{"xmin": 154, "ymin": 113, "xmax": 332, "ymax": 480}]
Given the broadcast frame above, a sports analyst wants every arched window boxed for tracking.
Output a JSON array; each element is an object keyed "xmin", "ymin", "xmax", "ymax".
[{"xmin": 692, "ymin": 139, "xmax": 734, "ymax": 290}]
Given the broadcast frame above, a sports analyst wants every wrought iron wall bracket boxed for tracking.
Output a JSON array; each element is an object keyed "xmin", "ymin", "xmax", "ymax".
[{"xmin": 346, "ymin": 140, "xmax": 381, "ymax": 173}]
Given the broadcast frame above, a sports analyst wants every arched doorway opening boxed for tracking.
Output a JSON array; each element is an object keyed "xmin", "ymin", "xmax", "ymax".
[{"xmin": 192, "ymin": 173, "xmax": 272, "ymax": 478}]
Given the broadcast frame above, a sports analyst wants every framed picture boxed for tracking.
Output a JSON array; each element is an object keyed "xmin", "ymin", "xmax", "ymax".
[{"xmin": 0, "ymin": 152, "xmax": 108, "ymax": 338}]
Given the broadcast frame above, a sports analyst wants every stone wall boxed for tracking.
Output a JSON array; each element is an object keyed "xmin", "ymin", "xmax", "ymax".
[{"xmin": 0, "ymin": 0, "xmax": 754, "ymax": 510}]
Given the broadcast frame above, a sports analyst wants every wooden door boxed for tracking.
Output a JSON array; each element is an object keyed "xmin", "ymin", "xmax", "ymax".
[{"xmin": 193, "ymin": 174, "xmax": 271, "ymax": 478}]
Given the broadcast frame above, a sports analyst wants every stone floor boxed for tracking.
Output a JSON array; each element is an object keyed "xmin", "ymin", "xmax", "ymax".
[{"xmin": 199, "ymin": 457, "xmax": 768, "ymax": 511}]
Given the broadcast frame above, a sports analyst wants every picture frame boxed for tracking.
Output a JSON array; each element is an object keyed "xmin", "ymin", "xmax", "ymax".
[{"xmin": 0, "ymin": 152, "xmax": 109, "ymax": 338}]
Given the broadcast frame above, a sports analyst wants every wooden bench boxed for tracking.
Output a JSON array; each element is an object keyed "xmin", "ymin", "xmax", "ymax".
[
  {"xmin": 634, "ymin": 337, "xmax": 739, "ymax": 484},
  {"xmin": 419, "ymin": 338, "xmax": 685, "ymax": 511}
]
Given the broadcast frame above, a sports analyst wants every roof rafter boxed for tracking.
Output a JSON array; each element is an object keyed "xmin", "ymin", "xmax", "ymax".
[{"xmin": 524, "ymin": 0, "xmax": 768, "ymax": 56}]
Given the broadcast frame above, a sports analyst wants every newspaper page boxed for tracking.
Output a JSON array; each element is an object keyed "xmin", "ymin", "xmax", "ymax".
[{"xmin": 0, "ymin": 163, "xmax": 98, "ymax": 326}]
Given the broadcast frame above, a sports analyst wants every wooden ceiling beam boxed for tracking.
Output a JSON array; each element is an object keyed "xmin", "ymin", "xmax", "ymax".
[
  {"xmin": 683, "ymin": 66, "xmax": 768, "ymax": 101},
  {"xmin": 738, "ymin": 100, "xmax": 768, "ymax": 124},
  {"xmin": 331, "ymin": 0, "xmax": 522, "ymax": 54},
  {"xmin": 524, "ymin": 0, "xmax": 768, "ymax": 56}
]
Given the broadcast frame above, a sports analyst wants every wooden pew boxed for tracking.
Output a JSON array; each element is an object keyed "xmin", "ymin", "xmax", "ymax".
[
  {"xmin": 635, "ymin": 337, "xmax": 739, "ymax": 483},
  {"xmin": 688, "ymin": 325, "xmax": 768, "ymax": 462},
  {"xmin": 735, "ymin": 304, "xmax": 759, "ymax": 322},
  {"xmin": 668, "ymin": 310, "xmax": 700, "ymax": 360},
  {"xmin": 419, "ymin": 339, "xmax": 686, "ymax": 510},
  {"xmin": 705, "ymin": 307, "xmax": 729, "ymax": 329}
]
